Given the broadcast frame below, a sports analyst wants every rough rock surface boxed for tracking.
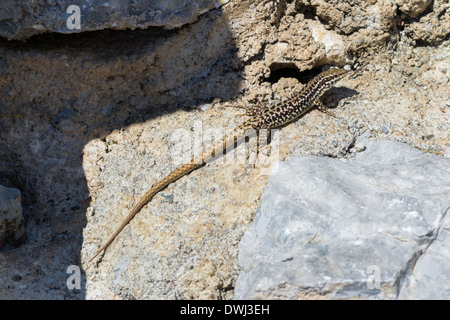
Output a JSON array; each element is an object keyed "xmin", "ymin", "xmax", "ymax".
[
  {"xmin": 395, "ymin": 0, "xmax": 432, "ymax": 18},
  {"xmin": 235, "ymin": 139, "xmax": 450, "ymax": 299},
  {"xmin": 0, "ymin": 0, "xmax": 449, "ymax": 299},
  {"xmin": 0, "ymin": 0, "xmax": 230, "ymax": 40},
  {"xmin": 0, "ymin": 185, "xmax": 25, "ymax": 249}
]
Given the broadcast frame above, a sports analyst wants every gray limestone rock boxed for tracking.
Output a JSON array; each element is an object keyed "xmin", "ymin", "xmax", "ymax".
[
  {"xmin": 0, "ymin": 0, "xmax": 230, "ymax": 40},
  {"xmin": 235, "ymin": 139, "xmax": 450, "ymax": 299}
]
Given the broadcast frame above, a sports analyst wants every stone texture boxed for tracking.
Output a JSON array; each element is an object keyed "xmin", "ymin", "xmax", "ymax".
[
  {"xmin": 307, "ymin": 20, "xmax": 346, "ymax": 65},
  {"xmin": 398, "ymin": 210, "xmax": 450, "ymax": 299},
  {"xmin": 0, "ymin": 0, "xmax": 230, "ymax": 40},
  {"xmin": 0, "ymin": 0, "xmax": 448, "ymax": 299},
  {"xmin": 235, "ymin": 139, "xmax": 450, "ymax": 299},
  {"xmin": 0, "ymin": 185, "xmax": 25, "ymax": 249},
  {"xmin": 0, "ymin": 1, "xmax": 240, "ymax": 300},
  {"xmin": 395, "ymin": 0, "xmax": 432, "ymax": 18},
  {"xmin": 408, "ymin": 0, "xmax": 450, "ymax": 45}
]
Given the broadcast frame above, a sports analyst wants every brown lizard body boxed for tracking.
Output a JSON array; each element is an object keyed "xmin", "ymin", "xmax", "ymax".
[{"xmin": 87, "ymin": 67, "xmax": 349, "ymax": 265}]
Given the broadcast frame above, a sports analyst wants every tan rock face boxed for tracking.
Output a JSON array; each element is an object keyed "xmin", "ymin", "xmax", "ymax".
[
  {"xmin": 408, "ymin": 0, "xmax": 450, "ymax": 44},
  {"xmin": 0, "ymin": 0, "xmax": 449, "ymax": 299},
  {"xmin": 395, "ymin": 0, "xmax": 432, "ymax": 18}
]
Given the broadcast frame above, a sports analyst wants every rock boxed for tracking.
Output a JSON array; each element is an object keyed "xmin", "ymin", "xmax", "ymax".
[
  {"xmin": 0, "ymin": 0, "xmax": 448, "ymax": 300},
  {"xmin": 0, "ymin": 0, "xmax": 230, "ymax": 40},
  {"xmin": 0, "ymin": 1, "xmax": 240, "ymax": 300},
  {"xmin": 0, "ymin": 185, "xmax": 26, "ymax": 249},
  {"xmin": 398, "ymin": 211, "xmax": 450, "ymax": 299},
  {"xmin": 409, "ymin": 0, "xmax": 450, "ymax": 45},
  {"xmin": 354, "ymin": 141, "xmax": 366, "ymax": 152},
  {"xmin": 309, "ymin": 0, "xmax": 397, "ymax": 46},
  {"xmin": 395, "ymin": 0, "xmax": 432, "ymax": 18},
  {"xmin": 0, "ymin": 3, "xmax": 241, "ymax": 224},
  {"xmin": 307, "ymin": 20, "xmax": 347, "ymax": 65},
  {"xmin": 235, "ymin": 139, "xmax": 450, "ymax": 299}
]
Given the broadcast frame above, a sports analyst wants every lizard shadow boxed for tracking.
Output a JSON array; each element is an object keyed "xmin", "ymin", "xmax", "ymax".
[
  {"xmin": 0, "ymin": 6, "xmax": 240, "ymax": 299},
  {"xmin": 320, "ymin": 86, "xmax": 359, "ymax": 109}
]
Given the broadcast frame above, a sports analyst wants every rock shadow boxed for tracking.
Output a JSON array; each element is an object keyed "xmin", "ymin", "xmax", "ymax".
[{"xmin": 0, "ymin": 7, "xmax": 240, "ymax": 299}]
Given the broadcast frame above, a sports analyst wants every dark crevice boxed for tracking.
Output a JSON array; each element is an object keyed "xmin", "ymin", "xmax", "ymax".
[
  {"xmin": 264, "ymin": 63, "xmax": 325, "ymax": 85},
  {"xmin": 299, "ymin": 4, "xmax": 317, "ymax": 20},
  {"xmin": 297, "ymin": 4, "xmax": 329, "ymax": 26},
  {"xmin": 271, "ymin": 0, "xmax": 288, "ymax": 28},
  {"xmin": 394, "ymin": 8, "xmax": 405, "ymax": 31},
  {"xmin": 437, "ymin": 7, "xmax": 447, "ymax": 19},
  {"xmin": 0, "ymin": 26, "xmax": 179, "ymax": 59}
]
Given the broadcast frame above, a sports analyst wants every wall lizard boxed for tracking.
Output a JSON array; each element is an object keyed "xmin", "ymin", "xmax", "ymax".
[{"xmin": 87, "ymin": 67, "xmax": 351, "ymax": 265}]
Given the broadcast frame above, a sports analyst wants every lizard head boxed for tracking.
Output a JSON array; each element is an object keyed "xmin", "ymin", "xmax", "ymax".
[
  {"xmin": 315, "ymin": 68, "xmax": 348, "ymax": 86},
  {"xmin": 303, "ymin": 67, "xmax": 348, "ymax": 101}
]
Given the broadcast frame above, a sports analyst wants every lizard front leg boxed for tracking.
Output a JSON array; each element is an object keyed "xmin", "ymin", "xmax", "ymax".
[{"xmin": 313, "ymin": 98, "xmax": 337, "ymax": 118}]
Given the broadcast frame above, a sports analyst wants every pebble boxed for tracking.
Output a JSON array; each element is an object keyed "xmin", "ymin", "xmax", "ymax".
[
  {"xmin": 161, "ymin": 194, "xmax": 174, "ymax": 203},
  {"xmin": 200, "ymin": 104, "xmax": 211, "ymax": 111},
  {"xmin": 381, "ymin": 126, "xmax": 389, "ymax": 134},
  {"xmin": 354, "ymin": 141, "xmax": 366, "ymax": 152}
]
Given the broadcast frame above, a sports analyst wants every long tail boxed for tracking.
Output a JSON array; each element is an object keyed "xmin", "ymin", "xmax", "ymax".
[
  {"xmin": 87, "ymin": 161, "xmax": 204, "ymax": 264},
  {"xmin": 87, "ymin": 123, "xmax": 252, "ymax": 265}
]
